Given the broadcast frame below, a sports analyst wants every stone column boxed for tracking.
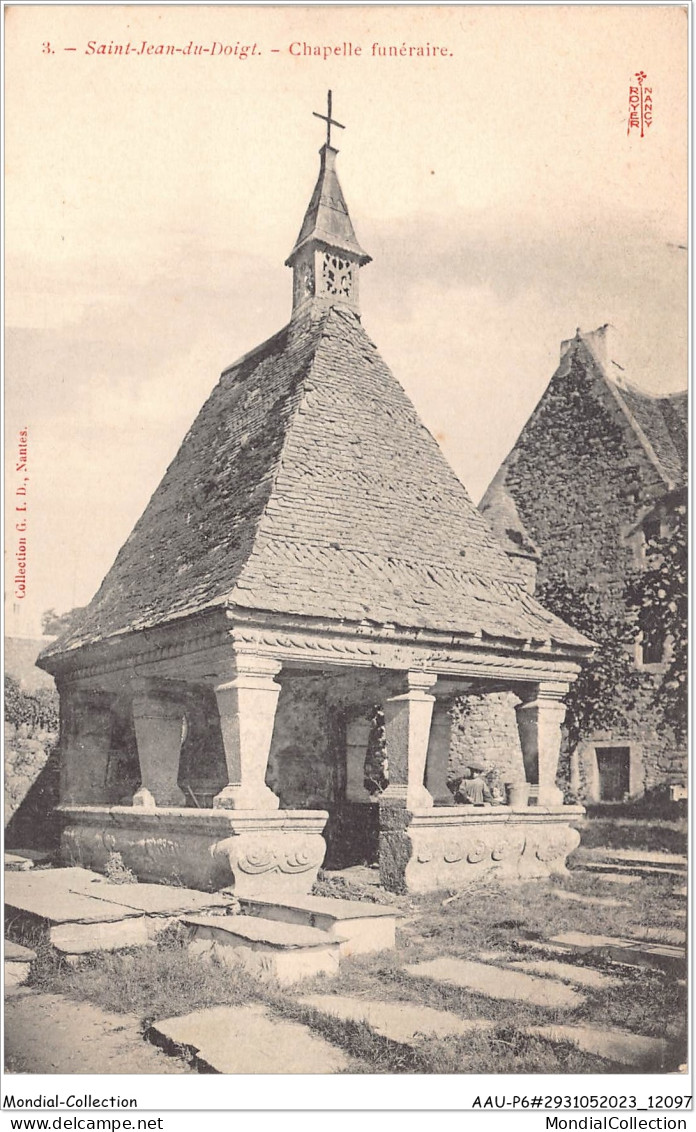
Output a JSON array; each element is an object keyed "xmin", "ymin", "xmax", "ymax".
[
  {"xmin": 59, "ymin": 686, "xmax": 115, "ymax": 804},
  {"xmin": 345, "ymin": 717, "xmax": 373, "ymax": 803},
  {"xmin": 424, "ymin": 701, "xmax": 455, "ymax": 805},
  {"xmin": 515, "ymin": 682, "xmax": 569, "ymax": 807},
  {"xmin": 382, "ymin": 671, "xmax": 437, "ymax": 810},
  {"xmin": 131, "ymin": 682, "xmax": 186, "ymax": 808},
  {"xmin": 212, "ymin": 656, "xmax": 282, "ymax": 810}
]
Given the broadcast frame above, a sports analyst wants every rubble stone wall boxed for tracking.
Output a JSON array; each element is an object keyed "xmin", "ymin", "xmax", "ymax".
[{"xmin": 496, "ymin": 355, "xmax": 687, "ymax": 795}]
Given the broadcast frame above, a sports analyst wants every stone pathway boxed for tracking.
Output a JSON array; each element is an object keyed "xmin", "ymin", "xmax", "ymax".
[
  {"xmin": 298, "ymin": 994, "xmax": 493, "ymax": 1045},
  {"xmin": 628, "ymin": 926, "xmax": 686, "ymax": 946},
  {"xmin": 549, "ymin": 889, "xmax": 628, "ymax": 909},
  {"xmin": 149, "ymin": 1003, "xmax": 350, "ymax": 1073},
  {"xmin": 507, "ymin": 958, "xmax": 623, "ymax": 990},
  {"xmin": 528, "ymin": 1024, "xmax": 671, "ymax": 1070},
  {"xmin": 590, "ymin": 849, "xmax": 686, "ymax": 868},
  {"xmin": 549, "ymin": 931, "xmax": 685, "ymax": 972},
  {"xmin": 582, "ymin": 862, "xmax": 685, "ymax": 880},
  {"xmin": 574, "ymin": 871, "xmax": 641, "ymax": 885},
  {"xmin": 5, "ymin": 865, "xmax": 685, "ymax": 1076},
  {"xmin": 404, "ymin": 958, "xmax": 585, "ymax": 1009}
]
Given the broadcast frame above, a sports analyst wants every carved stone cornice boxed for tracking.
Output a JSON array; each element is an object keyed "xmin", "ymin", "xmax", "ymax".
[
  {"xmin": 229, "ymin": 624, "xmax": 583, "ymax": 686},
  {"xmin": 45, "ymin": 605, "xmax": 586, "ymax": 691}
]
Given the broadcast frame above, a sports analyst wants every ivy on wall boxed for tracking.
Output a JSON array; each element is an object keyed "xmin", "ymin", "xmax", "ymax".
[
  {"xmin": 535, "ymin": 579, "xmax": 642, "ymax": 753},
  {"xmin": 625, "ymin": 502, "xmax": 688, "ymax": 741}
]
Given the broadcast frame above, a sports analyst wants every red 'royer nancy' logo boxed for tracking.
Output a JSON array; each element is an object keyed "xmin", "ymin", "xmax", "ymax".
[{"xmin": 627, "ymin": 71, "xmax": 653, "ymax": 137}]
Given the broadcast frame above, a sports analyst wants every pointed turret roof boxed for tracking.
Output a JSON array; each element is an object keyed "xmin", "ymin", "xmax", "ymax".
[
  {"xmin": 285, "ymin": 144, "xmax": 371, "ymax": 267},
  {"xmin": 40, "ymin": 305, "xmax": 590, "ymax": 663}
]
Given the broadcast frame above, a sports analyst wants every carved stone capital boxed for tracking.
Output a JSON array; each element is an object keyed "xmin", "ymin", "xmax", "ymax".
[
  {"xmin": 517, "ymin": 680, "xmax": 570, "ymax": 707},
  {"xmin": 212, "ymin": 654, "xmax": 283, "ymax": 691},
  {"xmin": 395, "ymin": 670, "xmax": 438, "ymax": 697}
]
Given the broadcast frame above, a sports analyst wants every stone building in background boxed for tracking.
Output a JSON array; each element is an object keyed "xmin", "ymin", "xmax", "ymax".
[{"xmin": 480, "ymin": 325, "xmax": 687, "ymax": 805}]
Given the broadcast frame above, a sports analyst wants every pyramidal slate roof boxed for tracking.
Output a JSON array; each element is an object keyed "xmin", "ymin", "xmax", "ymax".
[{"xmin": 42, "ymin": 305, "xmax": 590, "ymax": 660}]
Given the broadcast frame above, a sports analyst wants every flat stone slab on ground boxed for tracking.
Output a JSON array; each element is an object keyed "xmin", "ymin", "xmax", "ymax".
[
  {"xmin": 5, "ymin": 962, "xmax": 33, "ymax": 988},
  {"xmin": 5, "ymin": 992, "xmax": 192, "ymax": 1074},
  {"xmin": 528, "ymin": 1024, "xmax": 672, "ymax": 1070},
  {"xmin": 5, "ymin": 853, "xmax": 35, "ymax": 871},
  {"xmin": 549, "ymin": 889, "xmax": 628, "ymax": 909},
  {"xmin": 323, "ymin": 865, "xmax": 383, "ymax": 889},
  {"xmin": 514, "ymin": 939, "xmax": 590, "ymax": 960},
  {"xmin": 149, "ymin": 1003, "xmax": 350, "ymax": 1073},
  {"xmin": 5, "ymin": 940, "xmax": 37, "ymax": 962},
  {"xmin": 50, "ymin": 918, "xmax": 152, "ymax": 955},
  {"xmin": 4, "ymin": 940, "xmax": 36, "ymax": 988},
  {"xmin": 6, "ymin": 866, "xmax": 234, "ymax": 926},
  {"xmin": 628, "ymin": 926, "xmax": 686, "ymax": 946},
  {"xmin": 239, "ymin": 895, "xmax": 398, "ymax": 956},
  {"xmin": 184, "ymin": 914, "xmax": 341, "ymax": 949},
  {"xmin": 5, "ymin": 869, "xmax": 142, "ymax": 925},
  {"xmin": 508, "ymin": 959, "xmax": 623, "ymax": 990},
  {"xmin": 582, "ymin": 862, "xmax": 685, "ymax": 880},
  {"xmin": 572, "ymin": 870, "xmax": 641, "ymax": 886},
  {"xmin": 589, "ymin": 849, "xmax": 687, "ymax": 868},
  {"xmin": 74, "ymin": 880, "xmax": 232, "ymax": 917},
  {"xmin": 405, "ymin": 958, "xmax": 584, "ymax": 1009},
  {"xmin": 241, "ymin": 894, "xmax": 397, "ymax": 920},
  {"xmin": 298, "ymin": 994, "xmax": 493, "ymax": 1046}
]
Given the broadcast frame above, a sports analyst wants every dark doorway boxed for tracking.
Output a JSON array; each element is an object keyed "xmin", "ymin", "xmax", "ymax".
[{"xmin": 596, "ymin": 746, "xmax": 631, "ymax": 802}]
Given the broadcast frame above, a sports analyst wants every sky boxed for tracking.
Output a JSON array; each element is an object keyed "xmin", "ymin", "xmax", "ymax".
[{"xmin": 5, "ymin": 4, "xmax": 688, "ymax": 638}]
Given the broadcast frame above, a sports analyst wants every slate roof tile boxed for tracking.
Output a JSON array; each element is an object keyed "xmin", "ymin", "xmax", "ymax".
[{"xmin": 615, "ymin": 385, "xmax": 687, "ymax": 487}]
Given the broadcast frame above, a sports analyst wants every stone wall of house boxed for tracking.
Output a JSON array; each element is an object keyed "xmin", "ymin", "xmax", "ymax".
[
  {"xmin": 448, "ymin": 691, "xmax": 525, "ymax": 788},
  {"xmin": 503, "ymin": 356, "xmax": 665, "ymax": 604},
  {"xmin": 574, "ymin": 679, "xmax": 685, "ymax": 803}
]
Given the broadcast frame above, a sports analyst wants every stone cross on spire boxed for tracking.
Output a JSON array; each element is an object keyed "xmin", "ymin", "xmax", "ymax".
[{"xmin": 312, "ymin": 89, "xmax": 345, "ymax": 149}]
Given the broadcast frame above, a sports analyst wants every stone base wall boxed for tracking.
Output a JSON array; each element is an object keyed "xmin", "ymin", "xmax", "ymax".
[
  {"xmin": 379, "ymin": 805, "xmax": 584, "ymax": 893},
  {"xmin": 59, "ymin": 805, "xmax": 328, "ymax": 896}
]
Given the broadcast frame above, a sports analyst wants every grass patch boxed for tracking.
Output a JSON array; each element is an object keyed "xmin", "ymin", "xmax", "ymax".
[{"xmin": 573, "ymin": 817, "xmax": 687, "ymax": 855}]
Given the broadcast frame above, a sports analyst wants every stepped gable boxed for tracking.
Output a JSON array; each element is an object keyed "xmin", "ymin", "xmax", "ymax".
[{"xmin": 41, "ymin": 303, "xmax": 589, "ymax": 660}]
